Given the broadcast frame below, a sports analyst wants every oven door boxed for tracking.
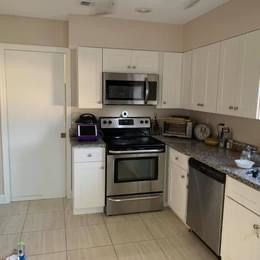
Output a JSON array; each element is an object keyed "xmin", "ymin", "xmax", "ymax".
[
  {"xmin": 106, "ymin": 152, "xmax": 165, "ymax": 196},
  {"xmin": 103, "ymin": 73, "xmax": 158, "ymax": 105}
]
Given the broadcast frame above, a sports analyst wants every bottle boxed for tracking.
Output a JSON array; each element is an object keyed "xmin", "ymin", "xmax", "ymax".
[{"xmin": 17, "ymin": 241, "xmax": 26, "ymax": 260}]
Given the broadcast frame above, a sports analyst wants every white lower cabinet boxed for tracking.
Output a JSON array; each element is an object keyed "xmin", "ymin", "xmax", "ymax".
[
  {"xmin": 72, "ymin": 147, "xmax": 105, "ymax": 215},
  {"xmin": 221, "ymin": 177, "xmax": 260, "ymax": 260},
  {"xmin": 168, "ymin": 148, "xmax": 189, "ymax": 223}
]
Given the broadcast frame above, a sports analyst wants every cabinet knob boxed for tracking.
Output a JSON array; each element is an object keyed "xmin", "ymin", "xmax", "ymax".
[
  {"xmin": 197, "ymin": 103, "xmax": 200, "ymax": 106},
  {"xmin": 100, "ymin": 166, "xmax": 105, "ymax": 170},
  {"xmin": 127, "ymin": 65, "xmax": 131, "ymax": 69},
  {"xmin": 87, "ymin": 154, "xmax": 92, "ymax": 157},
  {"xmin": 181, "ymin": 175, "xmax": 185, "ymax": 179},
  {"xmin": 163, "ymin": 101, "xmax": 167, "ymax": 105},
  {"xmin": 229, "ymin": 106, "xmax": 234, "ymax": 110},
  {"xmin": 201, "ymin": 104, "xmax": 204, "ymax": 107},
  {"xmin": 132, "ymin": 66, "xmax": 136, "ymax": 69},
  {"xmin": 253, "ymin": 224, "xmax": 260, "ymax": 238},
  {"xmin": 234, "ymin": 106, "xmax": 239, "ymax": 111},
  {"xmin": 175, "ymin": 157, "xmax": 179, "ymax": 160}
]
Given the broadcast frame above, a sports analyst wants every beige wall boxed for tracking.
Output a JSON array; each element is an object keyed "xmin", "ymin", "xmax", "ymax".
[
  {"xmin": 69, "ymin": 15, "xmax": 183, "ymax": 52},
  {"xmin": 0, "ymin": 15, "xmax": 68, "ymax": 47},
  {"xmin": 190, "ymin": 111, "xmax": 260, "ymax": 148},
  {"xmin": 184, "ymin": 0, "xmax": 260, "ymax": 50}
]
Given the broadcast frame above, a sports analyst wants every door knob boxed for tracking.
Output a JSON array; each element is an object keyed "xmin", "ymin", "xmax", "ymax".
[
  {"xmin": 253, "ymin": 224, "xmax": 260, "ymax": 238},
  {"xmin": 60, "ymin": 133, "xmax": 66, "ymax": 138}
]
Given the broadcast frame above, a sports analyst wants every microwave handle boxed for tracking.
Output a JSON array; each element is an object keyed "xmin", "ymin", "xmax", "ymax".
[{"xmin": 144, "ymin": 78, "xmax": 149, "ymax": 104}]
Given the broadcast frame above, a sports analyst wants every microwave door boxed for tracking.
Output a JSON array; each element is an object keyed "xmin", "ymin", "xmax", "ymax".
[{"xmin": 104, "ymin": 80, "xmax": 145, "ymax": 105}]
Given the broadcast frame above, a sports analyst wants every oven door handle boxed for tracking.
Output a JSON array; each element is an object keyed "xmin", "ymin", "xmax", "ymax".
[
  {"xmin": 108, "ymin": 149, "xmax": 164, "ymax": 154},
  {"xmin": 144, "ymin": 77, "xmax": 149, "ymax": 104},
  {"xmin": 108, "ymin": 195, "xmax": 161, "ymax": 203}
]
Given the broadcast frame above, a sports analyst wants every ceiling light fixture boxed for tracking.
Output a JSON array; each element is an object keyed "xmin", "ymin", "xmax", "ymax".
[{"xmin": 135, "ymin": 8, "xmax": 152, "ymax": 14}]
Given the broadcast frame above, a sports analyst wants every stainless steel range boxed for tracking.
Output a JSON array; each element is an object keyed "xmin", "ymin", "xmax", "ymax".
[{"xmin": 100, "ymin": 117, "xmax": 166, "ymax": 216}]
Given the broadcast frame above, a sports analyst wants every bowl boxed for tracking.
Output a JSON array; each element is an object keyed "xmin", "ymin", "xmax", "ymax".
[{"xmin": 235, "ymin": 159, "xmax": 255, "ymax": 169}]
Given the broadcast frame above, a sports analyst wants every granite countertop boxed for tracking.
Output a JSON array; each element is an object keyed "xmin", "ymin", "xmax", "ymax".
[
  {"xmin": 154, "ymin": 136, "xmax": 260, "ymax": 191},
  {"xmin": 70, "ymin": 137, "xmax": 106, "ymax": 148}
]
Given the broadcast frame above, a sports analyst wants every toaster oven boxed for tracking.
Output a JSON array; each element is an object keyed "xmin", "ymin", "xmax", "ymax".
[{"xmin": 162, "ymin": 117, "xmax": 193, "ymax": 138}]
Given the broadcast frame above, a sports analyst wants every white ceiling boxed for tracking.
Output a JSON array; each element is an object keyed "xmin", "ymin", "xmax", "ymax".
[{"xmin": 0, "ymin": 0, "xmax": 230, "ymax": 24}]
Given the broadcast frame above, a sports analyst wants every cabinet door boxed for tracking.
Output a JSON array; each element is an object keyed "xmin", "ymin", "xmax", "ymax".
[
  {"xmin": 218, "ymin": 37, "xmax": 245, "ymax": 116},
  {"xmin": 181, "ymin": 51, "xmax": 192, "ymax": 109},
  {"xmin": 159, "ymin": 52, "xmax": 182, "ymax": 108},
  {"xmin": 77, "ymin": 47, "xmax": 102, "ymax": 109},
  {"xmin": 103, "ymin": 48, "xmax": 133, "ymax": 73},
  {"xmin": 132, "ymin": 50, "xmax": 159, "ymax": 73},
  {"xmin": 73, "ymin": 162, "xmax": 105, "ymax": 211},
  {"xmin": 221, "ymin": 197, "xmax": 260, "ymax": 260},
  {"xmin": 237, "ymin": 30, "xmax": 260, "ymax": 119},
  {"xmin": 191, "ymin": 43, "xmax": 220, "ymax": 113},
  {"xmin": 168, "ymin": 159, "xmax": 188, "ymax": 223}
]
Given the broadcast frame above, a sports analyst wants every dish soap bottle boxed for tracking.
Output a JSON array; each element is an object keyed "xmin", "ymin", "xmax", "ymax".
[{"xmin": 17, "ymin": 241, "xmax": 26, "ymax": 260}]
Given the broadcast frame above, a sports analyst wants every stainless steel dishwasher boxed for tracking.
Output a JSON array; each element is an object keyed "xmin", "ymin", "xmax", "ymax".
[{"xmin": 187, "ymin": 158, "xmax": 226, "ymax": 257}]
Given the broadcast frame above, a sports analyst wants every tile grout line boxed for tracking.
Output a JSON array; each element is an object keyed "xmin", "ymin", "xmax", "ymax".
[
  {"xmin": 19, "ymin": 201, "xmax": 30, "ymax": 242},
  {"xmin": 62, "ymin": 198, "xmax": 69, "ymax": 260}
]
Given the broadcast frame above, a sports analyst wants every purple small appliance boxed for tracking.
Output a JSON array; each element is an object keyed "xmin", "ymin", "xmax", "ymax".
[{"xmin": 76, "ymin": 113, "xmax": 98, "ymax": 142}]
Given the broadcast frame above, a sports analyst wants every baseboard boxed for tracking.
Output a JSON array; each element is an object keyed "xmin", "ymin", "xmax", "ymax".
[{"xmin": 0, "ymin": 194, "xmax": 10, "ymax": 204}]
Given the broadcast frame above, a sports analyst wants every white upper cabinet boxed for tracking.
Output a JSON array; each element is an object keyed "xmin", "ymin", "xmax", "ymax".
[
  {"xmin": 218, "ymin": 30, "xmax": 260, "ymax": 119},
  {"xmin": 103, "ymin": 48, "xmax": 159, "ymax": 74},
  {"xmin": 191, "ymin": 43, "xmax": 220, "ymax": 113},
  {"xmin": 218, "ymin": 36, "xmax": 245, "ymax": 116},
  {"xmin": 180, "ymin": 51, "xmax": 192, "ymax": 110},
  {"xmin": 238, "ymin": 30, "xmax": 260, "ymax": 119},
  {"xmin": 77, "ymin": 47, "xmax": 103, "ymax": 109},
  {"xmin": 158, "ymin": 52, "xmax": 183, "ymax": 108},
  {"xmin": 103, "ymin": 48, "xmax": 133, "ymax": 73},
  {"xmin": 131, "ymin": 50, "xmax": 159, "ymax": 74}
]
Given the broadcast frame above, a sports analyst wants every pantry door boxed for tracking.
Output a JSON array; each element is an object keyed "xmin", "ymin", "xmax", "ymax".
[{"xmin": 5, "ymin": 49, "xmax": 66, "ymax": 201}]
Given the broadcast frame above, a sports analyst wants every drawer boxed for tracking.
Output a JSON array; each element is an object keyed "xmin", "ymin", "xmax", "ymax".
[
  {"xmin": 169, "ymin": 148, "xmax": 189, "ymax": 171},
  {"xmin": 73, "ymin": 147, "xmax": 105, "ymax": 163},
  {"xmin": 225, "ymin": 176, "xmax": 260, "ymax": 215}
]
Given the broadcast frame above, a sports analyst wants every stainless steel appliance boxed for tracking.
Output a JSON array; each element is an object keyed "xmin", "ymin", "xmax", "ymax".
[
  {"xmin": 187, "ymin": 159, "xmax": 226, "ymax": 256},
  {"xmin": 103, "ymin": 72, "xmax": 159, "ymax": 105},
  {"xmin": 162, "ymin": 116, "xmax": 193, "ymax": 138},
  {"xmin": 100, "ymin": 117, "xmax": 165, "ymax": 215}
]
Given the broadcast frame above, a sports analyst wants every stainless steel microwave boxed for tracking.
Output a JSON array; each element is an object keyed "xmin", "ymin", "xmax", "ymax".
[{"xmin": 103, "ymin": 72, "xmax": 159, "ymax": 105}]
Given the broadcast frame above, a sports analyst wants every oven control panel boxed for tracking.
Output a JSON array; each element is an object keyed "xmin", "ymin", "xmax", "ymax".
[{"xmin": 100, "ymin": 117, "xmax": 151, "ymax": 129}]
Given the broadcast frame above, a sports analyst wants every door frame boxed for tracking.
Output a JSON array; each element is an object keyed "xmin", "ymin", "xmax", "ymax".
[{"xmin": 0, "ymin": 44, "xmax": 71, "ymax": 203}]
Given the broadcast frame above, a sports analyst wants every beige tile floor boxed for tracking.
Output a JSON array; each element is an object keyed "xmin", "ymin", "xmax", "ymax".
[{"xmin": 0, "ymin": 199, "xmax": 218, "ymax": 260}]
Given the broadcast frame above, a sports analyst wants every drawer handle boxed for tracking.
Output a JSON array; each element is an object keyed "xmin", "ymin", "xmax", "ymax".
[
  {"xmin": 87, "ymin": 154, "xmax": 92, "ymax": 157},
  {"xmin": 253, "ymin": 224, "xmax": 260, "ymax": 238}
]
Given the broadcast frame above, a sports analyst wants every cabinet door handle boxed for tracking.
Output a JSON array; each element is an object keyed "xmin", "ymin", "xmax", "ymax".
[
  {"xmin": 87, "ymin": 154, "xmax": 92, "ymax": 157},
  {"xmin": 201, "ymin": 104, "xmax": 204, "ymax": 107},
  {"xmin": 253, "ymin": 224, "xmax": 260, "ymax": 238},
  {"xmin": 100, "ymin": 166, "xmax": 105, "ymax": 170},
  {"xmin": 163, "ymin": 101, "xmax": 167, "ymax": 105},
  {"xmin": 229, "ymin": 106, "xmax": 234, "ymax": 110},
  {"xmin": 132, "ymin": 66, "xmax": 136, "ymax": 69},
  {"xmin": 181, "ymin": 175, "xmax": 185, "ymax": 179},
  {"xmin": 234, "ymin": 106, "xmax": 238, "ymax": 111},
  {"xmin": 97, "ymin": 100, "xmax": 102, "ymax": 104},
  {"xmin": 197, "ymin": 103, "xmax": 200, "ymax": 107},
  {"xmin": 127, "ymin": 65, "xmax": 131, "ymax": 69}
]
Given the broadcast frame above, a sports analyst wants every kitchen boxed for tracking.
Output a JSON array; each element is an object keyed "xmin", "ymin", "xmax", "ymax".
[{"xmin": 0, "ymin": 0, "xmax": 260, "ymax": 259}]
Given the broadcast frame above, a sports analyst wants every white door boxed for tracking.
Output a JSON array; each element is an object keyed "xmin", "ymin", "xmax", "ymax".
[
  {"xmin": 159, "ymin": 52, "xmax": 182, "ymax": 108},
  {"xmin": 73, "ymin": 162, "xmax": 105, "ymax": 212},
  {"xmin": 218, "ymin": 36, "xmax": 245, "ymax": 116},
  {"xmin": 132, "ymin": 50, "xmax": 159, "ymax": 73},
  {"xmin": 168, "ymin": 160, "xmax": 188, "ymax": 223},
  {"xmin": 103, "ymin": 48, "xmax": 133, "ymax": 73},
  {"xmin": 5, "ymin": 50, "xmax": 66, "ymax": 201},
  {"xmin": 191, "ymin": 43, "xmax": 220, "ymax": 113},
  {"xmin": 77, "ymin": 47, "xmax": 103, "ymax": 109},
  {"xmin": 181, "ymin": 51, "xmax": 192, "ymax": 109},
  {"xmin": 221, "ymin": 197, "xmax": 260, "ymax": 260}
]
